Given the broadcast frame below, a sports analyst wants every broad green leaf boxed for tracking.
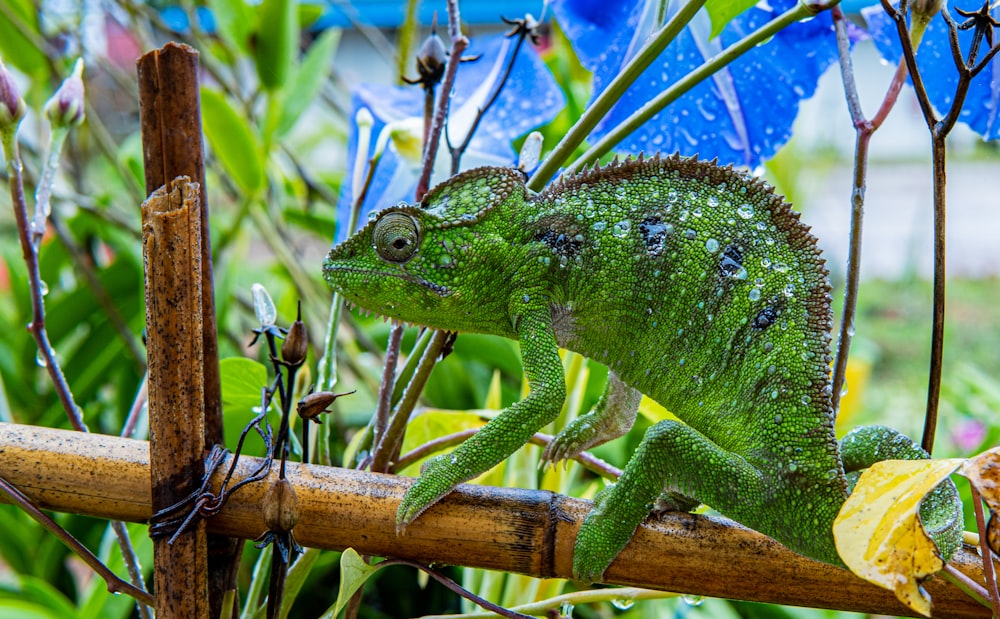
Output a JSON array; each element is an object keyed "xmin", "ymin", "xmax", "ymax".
[
  {"xmin": 320, "ymin": 549, "xmax": 379, "ymax": 619},
  {"xmin": 201, "ymin": 87, "xmax": 265, "ymax": 195},
  {"xmin": 277, "ymin": 28, "xmax": 341, "ymax": 137},
  {"xmin": 255, "ymin": 0, "xmax": 298, "ymax": 91},
  {"xmin": 834, "ymin": 458, "xmax": 964, "ymax": 617},
  {"xmin": 0, "ymin": 574, "xmax": 80, "ymax": 618},
  {"xmin": 220, "ymin": 357, "xmax": 269, "ymax": 412},
  {"xmin": 705, "ymin": 0, "xmax": 758, "ymax": 40}
]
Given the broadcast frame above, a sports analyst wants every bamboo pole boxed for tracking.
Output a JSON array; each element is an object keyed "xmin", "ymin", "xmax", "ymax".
[
  {"xmin": 137, "ymin": 42, "xmax": 239, "ymax": 618},
  {"xmin": 0, "ymin": 423, "xmax": 989, "ymax": 619},
  {"xmin": 141, "ymin": 178, "xmax": 209, "ymax": 618}
]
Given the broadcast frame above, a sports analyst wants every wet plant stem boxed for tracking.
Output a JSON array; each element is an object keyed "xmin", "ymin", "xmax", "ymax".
[
  {"xmin": 880, "ymin": 0, "xmax": 1000, "ymax": 453},
  {"xmin": 371, "ymin": 329, "xmax": 451, "ymax": 473},
  {"xmin": 563, "ymin": 0, "xmax": 838, "ymax": 177},
  {"xmin": 527, "ymin": 0, "xmax": 707, "ymax": 190},
  {"xmin": 829, "ymin": 6, "xmax": 909, "ymax": 414},
  {"xmin": 0, "ymin": 476, "xmax": 155, "ymax": 606},
  {"xmin": 1, "ymin": 129, "xmax": 86, "ymax": 432}
]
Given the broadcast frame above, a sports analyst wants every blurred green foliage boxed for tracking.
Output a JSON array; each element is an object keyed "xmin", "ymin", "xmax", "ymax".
[{"xmin": 0, "ymin": 1, "xmax": 997, "ymax": 618}]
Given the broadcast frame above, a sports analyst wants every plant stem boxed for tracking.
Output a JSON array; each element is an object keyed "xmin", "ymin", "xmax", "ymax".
[
  {"xmin": 0, "ymin": 476, "xmax": 154, "ymax": 606},
  {"xmin": 415, "ymin": 0, "xmax": 468, "ymax": 199},
  {"xmin": 565, "ymin": 0, "xmax": 834, "ymax": 176},
  {"xmin": 527, "ymin": 0, "xmax": 707, "ymax": 191},
  {"xmin": 2, "ymin": 128, "xmax": 87, "ymax": 432}
]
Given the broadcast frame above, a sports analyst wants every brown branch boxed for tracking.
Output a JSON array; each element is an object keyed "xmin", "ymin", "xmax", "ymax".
[{"xmin": 0, "ymin": 422, "xmax": 989, "ymax": 619}]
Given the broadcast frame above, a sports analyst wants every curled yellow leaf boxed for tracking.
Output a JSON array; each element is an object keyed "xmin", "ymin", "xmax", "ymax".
[{"xmin": 834, "ymin": 458, "xmax": 963, "ymax": 617}]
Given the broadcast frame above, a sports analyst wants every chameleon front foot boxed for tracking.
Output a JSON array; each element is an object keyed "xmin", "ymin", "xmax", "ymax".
[{"xmin": 396, "ymin": 454, "xmax": 463, "ymax": 533}]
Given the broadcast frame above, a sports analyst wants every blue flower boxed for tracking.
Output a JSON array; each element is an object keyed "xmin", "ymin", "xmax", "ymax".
[
  {"xmin": 336, "ymin": 34, "xmax": 564, "ymax": 242},
  {"xmin": 864, "ymin": 0, "xmax": 1000, "ymax": 140},
  {"xmin": 550, "ymin": 0, "xmax": 841, "ymax": 168}
]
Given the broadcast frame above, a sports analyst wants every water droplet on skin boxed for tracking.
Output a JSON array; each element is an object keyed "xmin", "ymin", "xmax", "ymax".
[
  {"xmin": 707, "ymin": 196, "xmax": 719, "ymax": 207},
  {"xmin": 684, "ymin": 229, "xmax": 696, "ymax": 239},
  {"xmin": 612, "ymin": 220, "xmax": 631, "ymax": 238},
  {"xmin": 771, "ymin": 389, "xmax": 779, "ymax": 399},
  {"xmin": 788, "ymin": 462, "xmax": 798, "ymax": 472},
  {"xmin": 705, "ymin": 238, "xmax": 719, "ymax": 252},
  {"xmin": 774, "ymin": 414, "xmax": 782, "ymax": 423},
  {"xmin": 801, "ymin": 395, "xmax": 812, "ymax": 405},
  {"xmin": 593, "ymin": 221, "xmax": 606, "ymax": 232},
  {"xmin": 450, "ymin": 454, "xmax": 458, "ymax": 464},
  {"xmin": 784, "ymin": 284, "xmax": 795, "ymax": 297},
  {"xmin": 748, "ymin": 288, "xmax": 761, "ymax": 301},
  {"xmin": 737, "ymin": 204, "xmax": 755, "ymax": 219}
]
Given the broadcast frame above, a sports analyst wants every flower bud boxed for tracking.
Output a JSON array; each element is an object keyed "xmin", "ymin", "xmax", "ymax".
[
  {"xmin": 280, "ymin": 305, "xmax": 308, "ymax": 366},
  {"xmin": 44, "ymin": 58, "xmax": 85, "ymax": 128},
  {"xmin": 909, "ymin": 0, "xmax": 942, "ymax": 48},
  {"xmin": 0, "ymin": 58, "xmax": 26, "ymax": 129},
  {"xmin": 262, "ymin": 477, "xmax": 299, "ymax": 533},
  {"xmin": 415, "ymin": 29, "xmax": 447, "ymax": 86}
]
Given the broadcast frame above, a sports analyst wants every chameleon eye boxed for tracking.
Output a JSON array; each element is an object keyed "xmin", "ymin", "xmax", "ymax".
[{"xmin": 373, "ymin": 212, "xmax": 420, "ymax": 264}]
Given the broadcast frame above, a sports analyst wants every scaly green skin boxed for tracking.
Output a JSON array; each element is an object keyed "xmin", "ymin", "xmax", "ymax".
[{"xmin": 324, "ymin": 155, "xmax": 962, "ymax": 580}]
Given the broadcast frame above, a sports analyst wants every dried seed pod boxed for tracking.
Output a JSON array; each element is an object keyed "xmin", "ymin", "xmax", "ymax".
[
  {"xmin": 262, "ymin": 477, "xmax": 300, "ymax": 533},
  {"xmin": 281, "ymin": 310, "xmax": 308, "ymax": 366}
]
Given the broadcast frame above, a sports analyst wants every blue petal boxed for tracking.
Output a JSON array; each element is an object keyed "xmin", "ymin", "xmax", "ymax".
[
  {"xmin": 864, "ymin": 1, "xmax": 1000, "ymax": 140},
  {"xmin": 551, "ymin": 0, "xmax": 841, "ymax": 168},
  {"xmin": 335, "ymin": 34, "xmax": 564, "ymax": 242}
]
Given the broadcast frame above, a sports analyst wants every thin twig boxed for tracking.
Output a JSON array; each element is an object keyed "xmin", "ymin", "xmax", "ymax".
[
  {"xmin": 0, "ymin": 476, "xmax": 155, "ymax": 606},
  {"xmin": 373, "ymin": 323, "xmax": 405, "ymax": 448},
  {"xmin": 378, "ymin": 558, "xmax": 534, "ymax": 619},
  {"xmin": 971, "ymin": 484, "xmax": 1000, "ymax": 616},
  {"xmin": 110, "ymin": 520, "xmax": 153, "ymax": 619},
  {"xmin": 561, "ymin": 0, "xmax": 829, "ymax": 177},
  {"xmin": 2, "ymin": 130, "xmax": 87, "ymax": 432},
  {"xmin": 372, "ymin": 329, "xmax": 451, "ymax": 473},
  {"xmin": 527, "ymin": 0, "xmax": 708, "ymax": 190},
  {"xmin": 415, "ymin": 0, "xmax": 468, "ymax": 199}
]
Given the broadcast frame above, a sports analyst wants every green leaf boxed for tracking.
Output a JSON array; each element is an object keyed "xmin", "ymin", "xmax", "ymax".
[
  {"xmin": 255, "ymin": 0, "xmax": 298, "ymax": 91},
  {"xmin": 278, "ymin": 547, "xmax": 322, "ymax": 619},
  {"xmin": 277, "ymin": 28, "xmax": 341, "ymax": 137},
  {"xmin": 220, "ymin": 357, "xmax": 269, "ymax": 412},
  {"xmin": 320, "ymin": 549, "xmax": 379, "ymax": 619},
  {"xmin": 0, "ymin": 0, "xmax": 47, "ymax": 77},
  {"xmin": 200, "ymin": 87, "xmax": 265, "ymax": 195},
  {"xmin": 705, "ymin": 0, "xmax": 758, "ymax": 39},
  {"xmin": 207, "ymin": 0, "xmax": 255, "ymax": 54}
]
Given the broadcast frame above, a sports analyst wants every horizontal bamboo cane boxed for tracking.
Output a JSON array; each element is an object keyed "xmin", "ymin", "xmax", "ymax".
[{"xmin": 0, "ymin": 422, "xmax": 989, "ymax": 618}]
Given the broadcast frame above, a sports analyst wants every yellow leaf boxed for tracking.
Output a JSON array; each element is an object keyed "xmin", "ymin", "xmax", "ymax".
[
  {"xmin": 637, "ymin": 396, "xmax": 679, "ymax": 424},
  {"xmin": 834, "ymin": 458, "xmax": 963, "ymax": 616}
]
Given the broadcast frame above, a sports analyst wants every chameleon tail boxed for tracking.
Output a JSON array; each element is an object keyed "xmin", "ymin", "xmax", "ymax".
[{"xmin": 840, "ymin": 425, "xmax": 964, "ymax": 563}]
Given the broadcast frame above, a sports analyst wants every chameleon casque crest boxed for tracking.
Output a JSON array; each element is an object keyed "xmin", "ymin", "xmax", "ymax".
[{"xmin": 324, "ymin": 154, "xmax": 961, "ymax": 580}]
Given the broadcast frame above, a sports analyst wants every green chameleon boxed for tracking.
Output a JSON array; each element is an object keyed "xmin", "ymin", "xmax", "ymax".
[{"xmin": 324, "ymin": 155, "xmax": 962, "ymax": 580}]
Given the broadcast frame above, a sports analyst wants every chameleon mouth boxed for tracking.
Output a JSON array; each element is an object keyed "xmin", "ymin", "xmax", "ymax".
[{"xmin": 324, "ymin": 264, "xmax": 453, "ymax": 297}]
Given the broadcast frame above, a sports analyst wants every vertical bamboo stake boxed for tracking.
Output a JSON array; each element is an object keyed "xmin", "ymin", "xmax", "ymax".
[
  {"xmin": 142, "ymin": 178, "xmax": 209, "ymax": 618},
  {"xmin": 137, "ymin": 42, "xmax": 240, "ymax": 617}
]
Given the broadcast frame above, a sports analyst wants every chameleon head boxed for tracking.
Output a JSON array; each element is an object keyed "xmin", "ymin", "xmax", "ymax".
[{"xmin": 323, "ymin": 167, "xmax": 528, "ymax": 334}]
